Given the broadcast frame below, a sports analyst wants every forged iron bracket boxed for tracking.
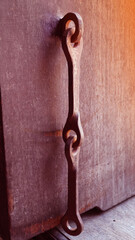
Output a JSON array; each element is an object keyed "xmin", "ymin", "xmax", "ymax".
[{"xmin": 58, "ymin": 12, "xmax": 84, "ymax": 236}]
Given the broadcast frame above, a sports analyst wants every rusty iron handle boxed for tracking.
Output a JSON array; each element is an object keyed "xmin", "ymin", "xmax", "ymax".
[
  {"xmin": 59, "ymin": 13, "xmax": 84, "ymax": 236},
  {"xmin": 59, "ymin": 12, "xmax": 84, "ymax": 148},
  {"xmin": 61, "ymin": 136, "xmax": 83, "ymax": 236}
]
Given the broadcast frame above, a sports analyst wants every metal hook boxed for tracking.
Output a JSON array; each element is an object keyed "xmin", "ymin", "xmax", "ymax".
[
  {"xmin": 59, "ymin": 12, "xmax": 83, "ymax": 43},
  {"xmin": 59, "ymin": 12, "xmax": 84, "ymax": 236}
]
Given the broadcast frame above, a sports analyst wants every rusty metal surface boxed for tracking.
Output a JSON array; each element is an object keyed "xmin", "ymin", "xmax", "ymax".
[
  {"xmin": 1, "ymin": 1, "xmax": 135, "ymax": 240},
  {"xmin": 59, "ymin": 13, "xmax": 84, "ymax": 236}
]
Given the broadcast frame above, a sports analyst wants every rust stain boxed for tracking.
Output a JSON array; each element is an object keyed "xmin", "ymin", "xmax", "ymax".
[
  {"xmin": 8, "ymin": 191, "xmax": 14, "ymax": 214},
  {"xmin": 24, "ymin": 216, "xmax": 61, "ymax": 236},
  {"xmin": 44, "ymin": 129, "xmax": 62, "ymax": 137},
  {"xmin": 80, "ymin": 202, "xmax": 92, "ymax": 214},
  {"xmin": 25, "ymin": 223, "xmax": 41, "ymax": 235}
]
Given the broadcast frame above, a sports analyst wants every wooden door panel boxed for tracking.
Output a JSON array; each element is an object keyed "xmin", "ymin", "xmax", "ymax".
[{"xmin": 1, "ymin": 1, "xmax": 135, "ymax": 239}]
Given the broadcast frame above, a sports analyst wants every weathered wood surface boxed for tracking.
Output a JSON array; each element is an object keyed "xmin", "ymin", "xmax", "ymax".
[
  {"xmin": 32, "ymin": 196, "xmax": 135, "ymax": 239},
  {"xmin": 1, "ymin": 0, "xmax": 135, "ymax": 239},
  {"xmin": 58, "ymin": 196, "xmax": 135, "ymax": 240},
  {"xmin": 0, "ymin": 91, "xmax": 10, "ymax": 239}
]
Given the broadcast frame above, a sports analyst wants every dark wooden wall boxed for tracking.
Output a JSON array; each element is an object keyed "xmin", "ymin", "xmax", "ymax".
[{"xmin": 0, "ymin": 90, "xmax": 10, "ymax": 240}]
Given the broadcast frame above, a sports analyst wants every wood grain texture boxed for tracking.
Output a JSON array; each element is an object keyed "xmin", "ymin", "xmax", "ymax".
[
  {"xmin": 1, "ymin": 0, "xmax": 135, "ymax": 239},
  {"xmin": 58, "ymin": 196, "xmax": 135, "ymax": 240}
]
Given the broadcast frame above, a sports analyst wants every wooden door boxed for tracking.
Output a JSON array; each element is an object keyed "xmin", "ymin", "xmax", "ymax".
[{"xmin": 1, "ymin": 1, "xmax": 135, "ymax": 239}]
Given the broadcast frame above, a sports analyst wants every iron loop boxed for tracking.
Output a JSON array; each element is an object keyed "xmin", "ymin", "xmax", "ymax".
[
  {"xmin": 61, "ymin": 211, "xmax": 83, "ymax": 236},
  {"xmin": 63, "ymin": 113, "xmax": 84, "ymax": 149},
  {"xmin": 59, "ymin": 12, "xmax": 83, "ymax": 43}
]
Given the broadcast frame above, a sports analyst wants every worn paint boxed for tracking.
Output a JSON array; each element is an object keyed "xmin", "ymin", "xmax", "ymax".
[
  {"xmin": 24, "ymin": 216, "xmax": 61, "ymax": 237},
  {"xmin": 8, "ymin": 191, "xmax": 14, "ymax": 214}
]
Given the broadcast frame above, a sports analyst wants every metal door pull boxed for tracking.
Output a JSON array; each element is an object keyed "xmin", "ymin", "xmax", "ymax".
[{"xmin": 59, "ymin": 12, "xmax": 84, "ymax": 236}]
